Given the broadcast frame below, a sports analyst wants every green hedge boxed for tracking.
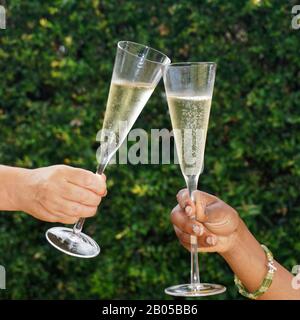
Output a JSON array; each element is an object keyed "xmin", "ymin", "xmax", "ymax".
[{"xmin": 0, "ymin": 0, "xmax": 299, "ymax": 299}]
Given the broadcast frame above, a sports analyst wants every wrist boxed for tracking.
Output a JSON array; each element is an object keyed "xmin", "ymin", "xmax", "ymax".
[
  {"xmin": 220, "ymin": 218, "xmax": 250, "ymax": 259},
  {"xmin": 220, "ymin": 218, "xmax": 268, "ymax": 293},
  {"xmin": 220, "ymin": 218, "xmax": 265, "ymax": 262},
  {"xmin": 0, "ymin": 165, "xmax": 33, "ymax": 212},
  {"xmin": 14, "ymin": 168, "xmax": 36, "ymax": 213}
]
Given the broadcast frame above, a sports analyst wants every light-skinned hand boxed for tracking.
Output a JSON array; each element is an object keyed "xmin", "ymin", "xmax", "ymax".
[{"xmin": 15, "ymin": 165, "xmax": 107, "ymax": 224}]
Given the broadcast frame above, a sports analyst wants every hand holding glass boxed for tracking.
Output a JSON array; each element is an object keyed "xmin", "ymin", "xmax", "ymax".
[
  {"xmin": 163, "ymin": 62, "xmax": 226, "ymax": 296},
  {"xmin": 46, "ymin": 41, "xmax": 170, "ymax": 258}
]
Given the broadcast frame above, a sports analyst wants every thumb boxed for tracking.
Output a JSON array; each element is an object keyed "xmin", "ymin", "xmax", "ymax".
[{"xmin": 193, "ymin": 191, "xmax": 218, "ymax": 222}]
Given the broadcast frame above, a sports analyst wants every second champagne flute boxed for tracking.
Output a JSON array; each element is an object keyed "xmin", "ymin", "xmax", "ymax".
[
  {"xmin": 163, "ymin": 62, "xmax": 226, "ymax": 296},
  {"xmin": 46, "ymin": 41, "xmax": 170, "ymax": 258}
]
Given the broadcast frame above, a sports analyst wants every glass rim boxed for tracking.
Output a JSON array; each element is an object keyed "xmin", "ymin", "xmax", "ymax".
[
  {"xmin": 117, "ymin": 40, "xmax": 171, "ymax": 65},
  {"xmin": 166, "ymin": 62, "xmax": 217, "ymax": 67}
]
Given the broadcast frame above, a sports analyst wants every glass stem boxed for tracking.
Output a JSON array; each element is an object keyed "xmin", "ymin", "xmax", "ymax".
[
  {"xmin": 73, "ymin": 217, "xmax": 85, "ymax": 235},
  {"xmin": 72, "ymin": 163, "xmax": 106, "ymax": 235},
  {"xmin": 186, "ymin": 174, "xmax": 201, "ymax": 290}
]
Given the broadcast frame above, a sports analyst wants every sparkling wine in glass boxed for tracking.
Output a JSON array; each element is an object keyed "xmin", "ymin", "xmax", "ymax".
[
  {"xmin": 46, "ymin": 41, "xmax": 170, "ymax": 258},
  {"xmin": 163, "ymin": 62, "xmax": 226, "ymax": 296}
]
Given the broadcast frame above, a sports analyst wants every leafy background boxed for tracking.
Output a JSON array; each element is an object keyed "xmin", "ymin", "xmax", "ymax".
[{"xmin": 0, "ymin": 0, "xmax": 299, "ymax": 299}]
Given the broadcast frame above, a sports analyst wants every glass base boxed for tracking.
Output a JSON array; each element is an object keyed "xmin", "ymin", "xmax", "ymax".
[
  {"xmin": 45, "ymin": 227, "xmax": 100, "ymax": 258},
  {"xmin": 165, "ymin": 283, "xmax": 226, "ymax": 297}
]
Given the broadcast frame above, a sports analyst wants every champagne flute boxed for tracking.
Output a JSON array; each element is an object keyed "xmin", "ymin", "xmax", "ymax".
[
  {"xmin": 46, "ymin": 41, "xmax": 170, "ymax": 258},
  {"xmin": 163, "ymin": 62, "xmax": 226, "ymax": 296}
]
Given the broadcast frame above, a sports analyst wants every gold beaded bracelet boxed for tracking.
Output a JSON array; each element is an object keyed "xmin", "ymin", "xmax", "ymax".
[{"xmin": 234, "ymin": 244, "xmax": 277, "ymax": 300}]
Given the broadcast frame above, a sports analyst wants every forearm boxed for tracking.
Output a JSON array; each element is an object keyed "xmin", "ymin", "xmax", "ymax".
[
  {"xmin": 0, "ymin": 165, "xmax": 30, "ymax": 211},
  {"xmin": 221, "ymin": 219, "xmax": 300, "ymax": 300}
]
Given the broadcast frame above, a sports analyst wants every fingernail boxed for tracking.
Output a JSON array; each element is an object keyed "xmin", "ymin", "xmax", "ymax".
[
  {"xmin": 206, "ymin": 236, "xmax": 217, "ymax": 246},
  {"xmin": 192, "ymin": 224, "xmax": 203, "ymax": 236},
  {"xmin": 185, "ymin": 206, "xmax": 192, "ymax": 215}
]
